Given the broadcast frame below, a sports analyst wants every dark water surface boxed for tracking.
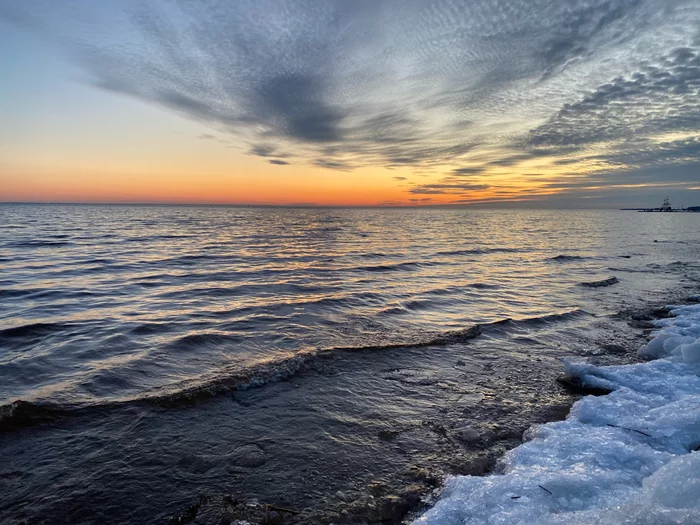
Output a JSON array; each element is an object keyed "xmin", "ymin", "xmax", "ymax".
[{"xmin": 1, "ymin": 205, "xmax": 699, "ymax": 524}]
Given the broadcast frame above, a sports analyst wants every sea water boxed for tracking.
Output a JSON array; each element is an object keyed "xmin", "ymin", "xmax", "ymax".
[{"xmin": 1, "ymin": 204, "xmax": 699, "ymax": 523}]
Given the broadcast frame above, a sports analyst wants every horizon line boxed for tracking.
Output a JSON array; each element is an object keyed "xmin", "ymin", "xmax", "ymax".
[{"xmin": 0, "ymin": 200, "xmax": 643, "ymax": 210}]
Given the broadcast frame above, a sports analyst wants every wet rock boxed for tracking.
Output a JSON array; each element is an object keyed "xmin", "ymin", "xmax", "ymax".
[
  {"xmin": 628, "ymin": 319, "xmax": 656, "ymax": 329},
  {"xmin": 556, "ymin": 375, "xmax": 613, "ymax": 396},
  {"xmin": 226, "ymin": 444, "xmax": 266, "ymax": 468},
  {"xmin": 423, "ymin": 420, "xmax": 448, "ymax": 437},
  {"xmin": 343, "ymin": 485, "xmax": 424, "ymax": 524},
  {"xmin": 454, "ymin": 425, "xmax": 480, "ymax": 444},
  {"xmin": 452, "ymin": 423, "xmax": 496, "ymax": 447},
  {"xmin": 335, "ymin": 490, "xmax": 355, "ymax": 503},
  {"xmin": 459, "ymin": 393, "xmax": 485, "ymax": 408},
  {"xmin": 629, "ymin": 310, "xmax": 654, "ymax": 321},
  {"xmin": 368, "ymin": 480, "xmax": 389, "ymax": 496},
  {"xmin": 378, "ymin": 429, "xmax": 400, "ymax": 441},
  {"xmin": 480, "ymin": 429, "xmax": 496, "ymax": 445},
  {"xmin": 600, "ymin": 343, "xmax": 627, "ymax": 354},
  {"xmin": 534, "ymin": 403, "xmax": 572, "ymax": 423},
  {"xmin": 404, "ymin": 466, "xmax": 439, "ymax": 486},
  {"xmin": 584, "ymin": 348, "xmax": 605, "ymax": 356},
  {"xmin": 492, "ymin": 424, "xmax": 525, "ymax": 441},
  {"xmin": 449, "ymin": 453, "xmax": 496, "ymax": 476},
  {"xmin": 651, "ymin": 307, "xmax": 672, "ymax": 318}
]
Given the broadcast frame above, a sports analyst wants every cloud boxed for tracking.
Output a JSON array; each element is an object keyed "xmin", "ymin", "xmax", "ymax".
[
  {"xmin": 529, "ymin": 47, "xmax": 700, "ymax": 149},
  {"xmin": 312, "ymin": 158, "xmax": 353, "ymax": 171},
  {"xmin": 408, "ymin": 183, "xmax": 490, "ymax": 195},
  {"xmin": 249, "ymin": 145, "xmax": 276, "ymax": 157},
  {"xmin": 3, "ymin": 0, "xmax": 700, "ymax": 203},
  {"xmin": 268, "ymin": 159, "xmax": 290, "ymax": 165},
  {"xmin": 452, "ymin": 167, "xmax": 487, "ymax": 175}
]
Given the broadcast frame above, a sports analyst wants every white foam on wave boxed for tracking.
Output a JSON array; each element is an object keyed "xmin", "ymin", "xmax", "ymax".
[{"xmin": 414, "ymin": 303, "xmax": 700, "ymax": 525}]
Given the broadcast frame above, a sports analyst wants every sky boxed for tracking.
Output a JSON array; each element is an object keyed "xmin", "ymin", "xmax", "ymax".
[{"xmin": 1, "ymin": 0, "xmax": 699, "ymax": 207}]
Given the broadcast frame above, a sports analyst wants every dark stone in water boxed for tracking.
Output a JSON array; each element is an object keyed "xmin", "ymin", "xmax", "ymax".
[
  {"xmin": 651, "ymin": 307, "xmax": 672, "ymax": 318},
  {"xmin": 600, "ymin": 343, "xmax": 628, "ymax": 354},
  {"xmin": 556, "ymin": 376, "xmax": 613, "ymax": 396},
  {"xmin": 403, "ymin": 466, "xmax": 439, "ymax": 486},
  {"xmin": 341, "ymin": 485, "xmax": 423, "ymax": 524},
  {"xmin": 448, "ymin": 453, "xmax": 498, "ymax": 477},
  {"xmin": 378, "ymin": 429, "xmax": 401, "ymax": 441}
]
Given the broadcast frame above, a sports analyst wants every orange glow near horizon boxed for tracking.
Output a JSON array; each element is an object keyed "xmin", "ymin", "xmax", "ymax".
[{"xmin": 2, "ymin": 96, "xmax": 693, "ymax": 207}]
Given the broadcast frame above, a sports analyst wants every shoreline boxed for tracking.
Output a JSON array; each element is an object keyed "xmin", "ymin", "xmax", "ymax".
[
  {"xmin": 167, "ymin": 296, "xmax": 690, "ymax": 525},
  {"xmin": 412, "ymin": 294, "xmax": 700, "ymax": 525},
  {"xmin": 2, "ymin": 286, "xmax": 699, "ymax": 524}
]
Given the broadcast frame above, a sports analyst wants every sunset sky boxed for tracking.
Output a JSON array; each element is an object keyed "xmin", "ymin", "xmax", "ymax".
[{"xmin": 1, "ymin": 0, "xmax": 699, "ymax": 207}]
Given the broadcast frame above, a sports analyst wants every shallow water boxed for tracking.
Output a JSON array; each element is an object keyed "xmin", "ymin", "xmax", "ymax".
[{"xmin": 1, "ymin": 205, "xmax": 699, "ymax": 523}]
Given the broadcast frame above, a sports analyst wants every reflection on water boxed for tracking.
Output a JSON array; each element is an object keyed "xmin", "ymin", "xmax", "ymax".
[
  {"xmin": 0, "ymin": 204, "xmax": 699, "ymax": 408},
  {"xmin": 2, "ymin": 205, "xmax": 700, "ymax": 524}
]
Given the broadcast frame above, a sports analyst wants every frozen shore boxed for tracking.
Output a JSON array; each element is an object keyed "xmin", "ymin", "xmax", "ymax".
[{"xmin": 414, "ymin": 299, "xmax": 700, "ymax": 525}]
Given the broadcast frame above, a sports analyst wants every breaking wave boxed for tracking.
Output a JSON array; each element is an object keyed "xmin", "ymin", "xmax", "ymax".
[
  {"xmin": 548, "ymin": 254, "xmax": 591, "ymax": 262},
  {"xmin": 0, "ymin": 307, "xmax": 596, "ymax": 433},
  {"xmin": 0, "ymin": 324, "xmax": 483, "ymax": 432},
  {"xmin": 580, "ymin": 276, "xmax": 619, "ymax": 288}
]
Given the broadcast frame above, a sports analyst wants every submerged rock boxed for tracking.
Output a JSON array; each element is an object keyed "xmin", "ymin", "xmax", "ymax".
[
  {"xmin": 600, "ymin": 343, "xmax": 627, "ymax": 354},
  {"xmin": 556, "ymin": 375, "xmax": 614, "ymax": 396},
  {"xmin": 226, "ymin": 444, "xmax": 267, "ymax": 468},
  {"xmin": 177, "ymin": 444, "xmax": 266, "ymax": 474}
]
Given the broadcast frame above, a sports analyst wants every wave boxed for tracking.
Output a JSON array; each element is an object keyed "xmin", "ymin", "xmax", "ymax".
[
  {"xmin": 0, "ymin": 322, "xmax": 73, "ymax": 340},
  {"xmin": 168, "ymin": 332, "xmax": 245, "ymax": 350},
  {"xmin": 0, "ymin": 288, "xmax": 44, "ymax": 299},
  {"xmin": 6, "ymin": 240, "xmax": 73, "ymax": 248},
  {"xmin": 480, "ymin": 309, "xmax": 591, "ymax": 332},
  {"xmin": 0, "ymin": 324, "xmax": 483, "ymax": 432},
  {"xmin": 2, "ymin": 306, "xmax": 590, "ymax": 433},
  {"xmin": 466, "ymin": 282, "xmax": 500, "ymax": 290},
  {"xmin": 353, "ymin": 261, "xmax": 428, "ymax": 272},
  {"xmin": 433, "ymin": 247, "xmax": 524, "ymax": 257},
  {"xmin": 548, "ymin": 254, "xmax": 590, "ymax": 262},
  {"xmin": 580, "ymin": 276, "xmax": 619, "ymax": 288},
  {"xmin": 0, "ymin": 400, "xmax": 71, "ymax": 432}
]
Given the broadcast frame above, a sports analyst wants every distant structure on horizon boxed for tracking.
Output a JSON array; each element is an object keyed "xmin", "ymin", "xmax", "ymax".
[{"xmin": 622, "ymin": 197, "xmax": 700, "ymax": 213}]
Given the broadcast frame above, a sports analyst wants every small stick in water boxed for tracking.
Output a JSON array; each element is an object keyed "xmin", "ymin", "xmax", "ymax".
[{"xmin": 606, "ymin": 423, "xmax": 651, "ymax": 437}]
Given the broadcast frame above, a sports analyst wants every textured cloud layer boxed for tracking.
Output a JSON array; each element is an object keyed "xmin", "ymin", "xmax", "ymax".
[{"xmin": 2, "ymin": 0, "xmax": 699, "ymax": 203}]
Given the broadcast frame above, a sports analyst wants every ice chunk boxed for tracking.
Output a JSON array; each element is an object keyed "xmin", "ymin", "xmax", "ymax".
[{"xmin": 414, "ymin": 303, "xmax": 700, "ymax": 525}]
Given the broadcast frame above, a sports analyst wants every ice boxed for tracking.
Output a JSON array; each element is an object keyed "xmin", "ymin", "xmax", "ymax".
[{"xmin": 414, "ymin": 303, "xmax": 700, "ymax": 525}]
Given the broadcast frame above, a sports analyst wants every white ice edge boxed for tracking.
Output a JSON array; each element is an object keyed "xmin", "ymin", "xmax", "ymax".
[{"xmin": 414, "ymin": 303, "xmax": 700, "ymax": 525}]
